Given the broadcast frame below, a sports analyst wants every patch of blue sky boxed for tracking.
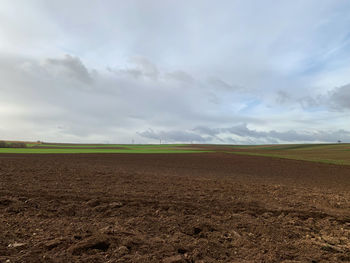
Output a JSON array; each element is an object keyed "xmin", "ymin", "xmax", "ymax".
[
  {"xmin": 302, "ymin": 106, "xmax": 328, "ymax": 113},
  {"xmin": 297, "ymin": 32, "xmax": 350, "ymax": 77},
  {"xmin": 238, "ymin": 99, "xmax": 262, "ymax": 114}
]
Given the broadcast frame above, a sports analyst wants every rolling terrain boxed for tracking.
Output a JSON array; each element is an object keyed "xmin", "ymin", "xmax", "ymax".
[
  {"xmin": 1, "ymin": 142, "xmax": 350, "ymax": 166},
  {"xmin": 0, "ymin": 148, "xmax": 349, "ymax": 262}
]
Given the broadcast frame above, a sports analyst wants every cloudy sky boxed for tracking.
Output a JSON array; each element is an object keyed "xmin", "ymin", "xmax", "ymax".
[{"xmin": 1, "ymin": 0, "xmax": 350, "ymax": 144}]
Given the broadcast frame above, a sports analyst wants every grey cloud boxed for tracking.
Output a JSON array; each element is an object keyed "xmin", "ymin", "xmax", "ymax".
[
  {"xmin": 193, "ymin": 126, "xmax": 220, "ymax": 136},
  {"xmin": 194, "ymin": 123, "xmax": 350, "ymax": 143},
  {"xmin": 1, "ymin": 0, "xmax": 350, "ymax": 145},
  {"xmin": 207, "ymin": 92, "xmax": 221, "ymax": 104},
  {"xmin": 275, "ymin": 90, "xmax": 322, "ymax": 110},
  {"xmin": 208, "ymin": 78, "xmax": 241, "ymax": 91},
  {"xmin": 329, "ymin": 84, "xmax": 350, "ymax": 110},
  {"xmin": 298, "ymin": 96, "xmax": 320, "ymax": 109},
  {"xmin": 139, "ymin": 124, "xmax": 350, "ymax": 144},
  {"xmin": 224, "ymin": 124, "xmax": 263, "ymax": 138},
  {"xmin": 166, "ymin": 71, "xmax": 195, "ymax": 84},
  {"xmin": 45, "ymin": 55, "xmax": 92, "ymax": 84},
  {"xmin": 1, "ymin": 51, "xmax": 348, "ymax": 144},
  {"xmin": 131, "ymin": 57, "xmax": 159, "ymax": 80},
  {"xmin": 111, "ymin": 57, "xmax": 159, "ymax": 80},
  {"xmin": 274, "ymin": 129, "xmax": 350, "ymax": 143},
  {"xmin": 1, "ymin": 53, "xmax": 256, "ymax": 142},
  {"xmin": 110, "ymin": 67, "xmax": 143, "ymax": 79},
  {"xmin": 138, "ymin": 129, "xmax": 207, "ymax": 142},
  {"xmin": 292, "ymin": 83, "xmax": 350, "ymax": 111},
  {"xmin": 111, "ymin": 59, "xmax": 195, "ymax": 85},
  {"xmin": 276, "ymin": 90, "xmax": 291, "ymax": 104}
]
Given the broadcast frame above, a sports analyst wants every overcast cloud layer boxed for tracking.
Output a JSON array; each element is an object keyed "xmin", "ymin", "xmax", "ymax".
[{"xmin": 1, "ymin": 0, "xmax": 350, "ymax": 144}]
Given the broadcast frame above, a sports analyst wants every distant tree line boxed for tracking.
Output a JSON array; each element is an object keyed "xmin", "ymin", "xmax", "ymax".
[{"xmin": 0, "ymin": 141, "xmax": 27, "ymax": 148}]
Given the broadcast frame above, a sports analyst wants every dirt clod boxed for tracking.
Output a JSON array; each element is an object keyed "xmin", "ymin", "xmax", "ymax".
[{"xmin": 68, "ymin": 235, "xmax": 110, "ymax": 255}]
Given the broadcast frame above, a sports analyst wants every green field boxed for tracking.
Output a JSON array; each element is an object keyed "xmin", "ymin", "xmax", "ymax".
[
  {"xmin": 0, "ymin": 148, "xmax": 204, "ymax": 154},
  {"xmin": 0, "ymin": 143, "xmax": 203, "ymax": 154},
  {"xmin": 0, "ymin": 142, "xmax": 349, "ymax": 165},
  {"xmin": 226, "ymin": 143, "xmax": 350, "ymax": 165},
  {"xmin": 27, "ymin": 144, "xmax": 187, "ymax": 148}
]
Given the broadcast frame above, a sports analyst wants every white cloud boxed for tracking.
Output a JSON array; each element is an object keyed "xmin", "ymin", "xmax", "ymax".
[{"xmin": 0, "ymin": 1, "xmax": 350, "ymax": 143}]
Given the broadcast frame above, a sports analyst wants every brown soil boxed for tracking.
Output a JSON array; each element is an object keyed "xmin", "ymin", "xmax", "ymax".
[{"xmin": 0, "ymin": 153, "xmax": 349, "ymax": 263}]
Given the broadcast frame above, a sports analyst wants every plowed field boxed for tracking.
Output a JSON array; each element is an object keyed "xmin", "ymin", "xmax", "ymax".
[{"xmin": 1, "ymin": 153, "xmax": 349, "ymax": 262}]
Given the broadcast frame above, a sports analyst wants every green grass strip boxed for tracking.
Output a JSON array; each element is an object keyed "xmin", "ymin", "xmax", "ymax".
[
  {"xmin": 30, "ymin": 144, "xmax": 187, "ymax": 148},
  {"xmin": 0, "ymin": 148, "xmax": 208, "ymax": 154}
]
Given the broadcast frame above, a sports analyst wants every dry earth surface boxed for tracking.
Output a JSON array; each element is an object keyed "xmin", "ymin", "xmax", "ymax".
[{"xmin": 0, "ymin": 153, "xmax": 350, "ymax": 262}]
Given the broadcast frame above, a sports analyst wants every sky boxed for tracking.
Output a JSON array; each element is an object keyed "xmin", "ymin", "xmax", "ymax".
[{"xmin": 1, "ymin": 0, "xmax": 350, "ymax": 144}]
